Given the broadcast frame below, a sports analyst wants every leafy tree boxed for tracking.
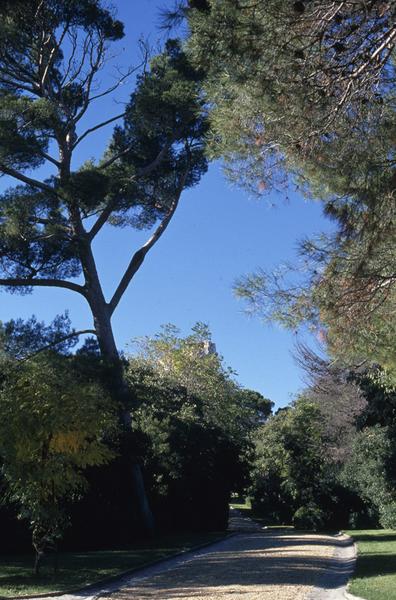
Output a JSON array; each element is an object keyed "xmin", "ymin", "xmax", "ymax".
[
  {"xmin": 185, "ymin": 0, "xmax": 395, "ymax": 187},
  {"xmin": 126, "ymin": 362, "xmax": 248, "ymax": 531},
  {"xmin": 250, "ymin": 352, "xmax": 396, "ymax": 528},
  {"xmin": 0, "ymin": 351, "xmax": 117, "ymax": 573},
  {"xmin": 0, "ymin": 1, "xmax": 207, "ymax": 380},
  {"xmin": 127, "ymin": 323, "xmax": 267, "ymax": 528},
  {"xmin": 0, "ymin": 0, "xmax": 208, "ymax": 532},
  {"xmin": 341, "ymin": 425, "xmax": 396, "ymax": 528},
  {"xmin": 356, "ymin": 368, "xmax": 396, "ymax": 429},
  {"xmin": 251, "ymin": 397, "xmax": 332, "ymax": 528},
  {"xmin": 0, "ymin": 312, "xmax": 81, "ymax": 360},
  {"xmin": 130, "ymin": 323, "xmax": 265, "ymax": 441}
]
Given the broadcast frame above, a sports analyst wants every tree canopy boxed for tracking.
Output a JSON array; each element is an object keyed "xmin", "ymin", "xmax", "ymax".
[
  {"xmin": 0, "ymin": 0, "xmax": 208, "ymax": 363},
  {"xmin": 183, "ymin": 0, "xmax": 396, "ymax": 373},
  {"xmin": 0, "ymin": 349, "xmax": 117, "ymax": 571}
]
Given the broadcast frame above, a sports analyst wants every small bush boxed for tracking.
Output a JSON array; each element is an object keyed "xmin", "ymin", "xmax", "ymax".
[{"xmin": 293, "ymin": 504, "xmax": 325, "ymax": 531}]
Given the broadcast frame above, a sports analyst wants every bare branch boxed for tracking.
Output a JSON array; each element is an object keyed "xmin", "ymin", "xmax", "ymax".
[
  {"xmin": 74, "ymin": 111, "xmax": 126, "ymax": 148},
  {"xmin": 72, "ymin": 34, "xmax": 105, "ymax": 125},
  {"xmin": 0, "ymin": 165, "xmax": 57, "ymax": 195},
  {"xmin": 0, "ymin": 277, "xmax": 86, "ymax": 296},
  {"xmin": 19, "ymin": 328, "xmax": 97, "ymax": 363},
  {"xmin": 108, "ymin": 166, "xmax": 190, "ymax": 315},
  {"xmin": 88, "ymin": 66, "xmax": 137, "ymax": 103},
  {"xmin": 40, "ymin": 23, "xmax": 70, "ymax": 92}
]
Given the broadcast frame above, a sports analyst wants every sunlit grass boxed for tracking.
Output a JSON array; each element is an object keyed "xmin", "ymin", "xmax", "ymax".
[
  {"xmin": 229, "ymin": 496, "xmax": 252, "ymax": 511},
  {"xmin": 346, "ymin": 529, "xmax": 396, "ymax": 600}
]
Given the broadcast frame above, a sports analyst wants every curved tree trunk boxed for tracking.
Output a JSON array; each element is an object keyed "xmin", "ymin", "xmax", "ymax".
[{"xmin": 87, "ymin": 289, "xmax": 155, "ymax": 537}]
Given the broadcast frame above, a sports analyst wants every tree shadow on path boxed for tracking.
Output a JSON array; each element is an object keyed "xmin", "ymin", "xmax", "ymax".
[{"xmin": 107, "ymin": 531, "xmax": 354, "ymax": 600}]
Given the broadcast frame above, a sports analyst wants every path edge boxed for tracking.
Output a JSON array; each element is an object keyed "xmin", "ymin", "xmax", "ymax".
[
  {"xmin": 304, "ymin": 531, "xmax": 357, "ymax": 600},
  {"xmin": 0, "ymin": 533, "xmax": 238, "ymax": 600},
  {"xmin": 343, "ymin": 537, "xmax": 366, "ymax": 600}
]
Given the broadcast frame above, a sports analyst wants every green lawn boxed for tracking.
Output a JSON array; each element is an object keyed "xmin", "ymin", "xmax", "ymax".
[
  {"xmin": 229, "ymin": 496, "xmax": 252, "ymax": 511},
  {"xmin": 0, "ymin": 532, "xmax": 226, "ymax": 598},
  {"xmin": 346, "ymin": 529, "xmax": 396, "ymax": 600}
]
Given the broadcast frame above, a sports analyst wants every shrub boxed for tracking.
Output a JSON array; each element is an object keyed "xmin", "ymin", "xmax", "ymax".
[{"xmin": 293, "ymin": 504, "xmax": 325, "ymax": 531}]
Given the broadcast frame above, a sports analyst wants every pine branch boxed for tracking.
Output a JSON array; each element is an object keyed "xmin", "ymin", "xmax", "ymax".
[
  {"xmin": 73, "ymin": 112, "xmax": 126, "ymax": 148},
  {"xmin": 0, "ymin": 277, "xmax": 86, "ymax": 296},
  {"xmin": 0, "ymin": 165, "xmax": 56, "ymax": 195},
  {"xmin": 19, "ymin": 329, "xmax": 97, "ymax": 363}
]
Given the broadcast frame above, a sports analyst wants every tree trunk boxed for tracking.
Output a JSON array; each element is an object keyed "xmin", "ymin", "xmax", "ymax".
[
  {"xmin": 34, "ymin": 550, "xmax": 43, "ymax": 577},
  {"xmin": 59, "ymin": 139, "xmax": 155, "ymax": 536},
  {"xmin": 87, "ymin": 288, "xmax": 155, "ymax": 537},
  {"xmin": 32, "ymin": 533, "xmax": 45, "ymax": 577}
]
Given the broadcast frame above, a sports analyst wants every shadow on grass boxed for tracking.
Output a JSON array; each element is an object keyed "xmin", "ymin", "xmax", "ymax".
[
  {"xmin": 354, "ymin": 553, "xmax": 396, "ymax": 578},
  {"xmin": 0, "ymin": 533, "xmax": 226, "ymax": 597},
  {"xmin": 351, "ymin": 533, "xmax": 396, "ymax": 544}
]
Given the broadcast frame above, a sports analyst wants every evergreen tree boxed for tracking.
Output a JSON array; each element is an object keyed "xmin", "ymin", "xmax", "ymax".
[
  {"xmin": 0, "ymin": 0, "xmax": 208, "ymax": 534},
  {"xmin": 184, "ymin": 0, "xmax": 396, "ymax": 371}
]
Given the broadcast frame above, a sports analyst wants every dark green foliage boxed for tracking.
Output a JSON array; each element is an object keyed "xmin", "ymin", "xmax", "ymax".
[
  {"xmin": 126, "ymin": 375, "xmax": 249, "ymax": 532},
  {"xmin": 0, "ymin": 350, "xmax": 117, "ymax": 568},
  {"xmin": 124, "ymin": 324, "xmax": 257, "ymax": 532},
  {"xmin": 63, "ymin": 446, "xmax": 147, "ymax": 549},
  {"xmin": 107, "ymin": 40, "xmax": 208, "ymax": 229},
  {"xmin": 293, "ymin": 505, "xmax": 325, "ymax": 531},
  {"xmin": 342, "ymin": 425, "xmax": 396, "ymax": 529},
  {"xmin": 251, "ymin": 471, "xmax": 293, "ymax": 525},
  {"xmin": 0, "ymin": 313, "xmax": 76, "ymax": 359},
  {"xmin": 356, "ymin": 369, "xmax": 396, "ymax": 429},
  {"xmin": 251, "ymin": 398, "xmax": 331, "ymax": 524},
  {"xmin": 0, "ymin": 319, "xmax": 259, "ymax": 551},
  {"xmin": 0, "ymin": 1, "xmax": 123, "ymax": 169},
  {"xmin": 250, "ymin": 390, "xmax": 384, "ymax": 530},
  {"xmin": 0, "ymin": 185, "xmax": 80, "ymax": 285},
  {"xmin": 250, "ymin": 361, "xmax": 396, "ymax": 530},
  {"xmin": 236, "ymin": 389, "xmax": 273, "ymax": 427}
]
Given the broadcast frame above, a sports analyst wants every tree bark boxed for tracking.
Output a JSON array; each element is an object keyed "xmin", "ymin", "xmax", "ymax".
[
  {"xmin": 60, "ymin": 142, "xmax": 155, "ymax": 537},
  {"xmin": 86, "ymin": 279, "xmax": 155, "ymax": 536}
]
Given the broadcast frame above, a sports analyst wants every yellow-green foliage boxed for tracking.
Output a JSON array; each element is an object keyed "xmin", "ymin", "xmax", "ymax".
[{"xmin": 0, "ymin": 352, "xmax": 117, "ymax": 544}]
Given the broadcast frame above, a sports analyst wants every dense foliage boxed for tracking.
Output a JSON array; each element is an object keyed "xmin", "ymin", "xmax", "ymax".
[
  {"xmin": 250, "ymin": 357, "xmax": 396, "ymax": 530},
  {"xmin": 0, "ymin": 348, "xmax": 117, "ymax": 571},
  {"xmin": 0, "ymin": 319, "xmax": 268, "ymax": 558},
  {"xmin": 125, "ymin": 324, "xmax": 272, "ymax": 531}
]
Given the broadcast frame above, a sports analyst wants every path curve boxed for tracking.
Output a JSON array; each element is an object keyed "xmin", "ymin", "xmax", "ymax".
[{"xmin": 58, "ymin": 513, "xmax": 356, "ymax": 600}]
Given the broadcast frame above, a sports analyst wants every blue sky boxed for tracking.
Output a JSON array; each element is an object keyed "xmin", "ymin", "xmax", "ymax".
[{"xmin": 0, "ymin": 0, "xmax": 330, "ymax": 408}]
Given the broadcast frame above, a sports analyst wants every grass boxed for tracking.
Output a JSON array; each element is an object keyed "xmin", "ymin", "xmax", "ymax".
[
  {"xmin": 229, "ymin": 497, "xmax": 292, "ymax": 529},
  {"xmin": 0, "ymin": 531, "xmax": 226, "ymax": 598},
  {"xmin": 229, "ymin": 496, "xmax": 252, "ymax": 511},
  {"xmin": 230, "ymin": 497, "xmax": 268, "ymax": 527},
  {"xmin": 346, "ymin": 529, "xmax": 396, "ymax": 600}
]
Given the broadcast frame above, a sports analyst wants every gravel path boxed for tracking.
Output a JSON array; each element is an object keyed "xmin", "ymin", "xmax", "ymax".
[
  {"xmin": 56, "ymin": 512, "xmax": 356, "ymax": 600},
  {"xmin": 95, "ymin": 529, "xmax": 354, "ymax": 600}
]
